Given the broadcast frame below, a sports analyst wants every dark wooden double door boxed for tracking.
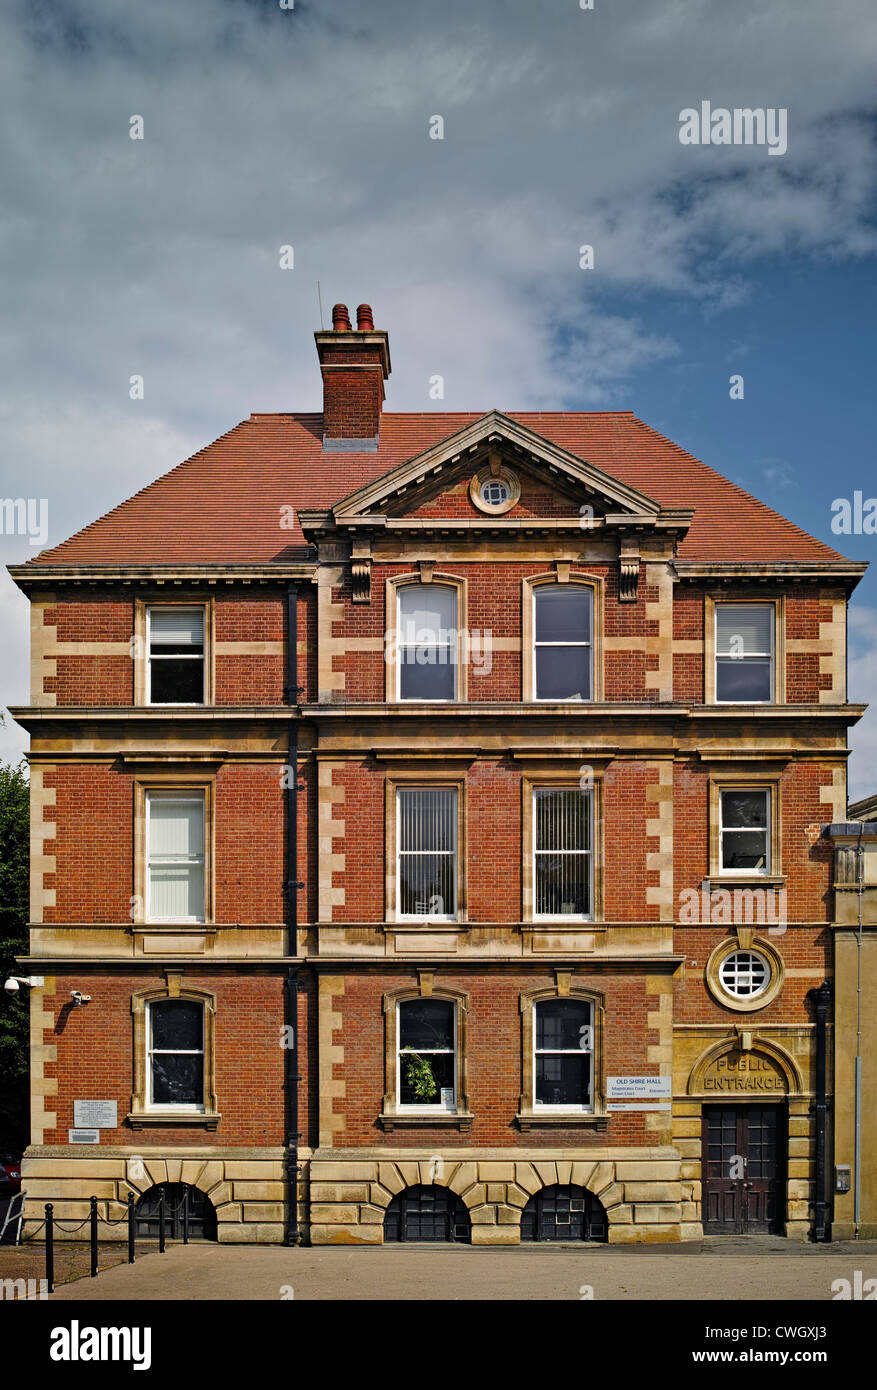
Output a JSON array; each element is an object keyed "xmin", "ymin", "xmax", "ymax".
[{"xmin": 702, "ymin": 1104, "xmax": 786, "ymax": 1234}]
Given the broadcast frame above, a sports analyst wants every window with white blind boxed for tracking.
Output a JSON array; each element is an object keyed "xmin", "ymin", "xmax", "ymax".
[
  {"xmin": 533, "ymin": 586, "xmax": 593, "ymax": 701},
  {"xmin": 146, "ymin": 791, "xmax": 206, "ymax": 922},
  {"xmin": 715, "ymin": 603, "xmax": 774, "ymax": 703},
  {"xmin": 397, "ymin": 585, "xmax": 458, "ymax": 701},
  {"xmin": 147, "ymin": 606, "xmax": 206, "ymax": 705},
  {"xmin": 147, "ymin": 999, "xmax": 205, "ymax": 1111},
  {"xmin": 534, "ymin": 788, "xmax": 593, "ymax": 918},
  {"xmin": 719, "ymin": 787, "xmax": 771, "ymax": 874},
  {"xmin": 396, "ymin": 787, "xmax": 457, "ymax": 919},
  {"xmin": 534, "ymin": 998, "xmax": 594, "ymax": 1110}
]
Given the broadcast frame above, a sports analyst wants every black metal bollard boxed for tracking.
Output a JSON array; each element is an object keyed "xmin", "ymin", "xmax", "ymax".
[
  {"xmin": 89, "ymin": 1195, "xmax": 98, "ymax": 1277},
  {"xmin": 127, "ymin": 1192, "xmax": 136, "ymax": 1264},
  {"xmin": 45, "ymin": 1203, "xmax": 54, "ymax": 1294},
  {"xmin": 158, "ymin": 1188, "xmax": 165, "ymax": 1254},
  {"xmin": 182, "ymin": 1184, "xmax": 189, "ymax": 1245}
]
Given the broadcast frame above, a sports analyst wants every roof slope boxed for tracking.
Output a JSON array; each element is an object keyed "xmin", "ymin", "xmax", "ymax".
[{"xmin": 28, "ymin": 411, "xmax": 847, "ymax": 566}]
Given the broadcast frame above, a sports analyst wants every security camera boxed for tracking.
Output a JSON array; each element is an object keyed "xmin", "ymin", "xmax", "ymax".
[
  {"xmin": 70, "ymin": 990, "xmax": 91, "ymax": 1007},
  {"xmin": 3, "ymin": 975, "xmax": 43, "ymax": 994}
]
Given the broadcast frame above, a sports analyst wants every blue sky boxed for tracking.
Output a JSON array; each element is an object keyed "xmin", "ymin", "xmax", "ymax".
[{"xmin": 1, "ymin": 0, "xmax": 875, "ymax": 792}]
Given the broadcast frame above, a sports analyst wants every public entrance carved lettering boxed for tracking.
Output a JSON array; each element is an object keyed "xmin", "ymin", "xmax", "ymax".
[{"xmin": 702, "ymin": 1052, "xmax": 785, "ymax": 1093}]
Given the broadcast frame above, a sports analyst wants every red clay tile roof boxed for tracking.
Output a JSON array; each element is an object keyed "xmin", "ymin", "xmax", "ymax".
[{"xmin": 28, "ymin": 412, "xmax": 846, "ymax": 565}]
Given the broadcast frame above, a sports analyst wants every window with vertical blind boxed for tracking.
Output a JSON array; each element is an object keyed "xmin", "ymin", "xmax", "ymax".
[
  {"xmin": 146, "ymin": 791, "xmax": 206, "ymax": 922},
  {"xmin": 396, "ymin": 787, "xmax": 457, "ymax": 919},
  {"xmin": 397, "ymin": 585, "xmax": 458, "ymax": 701},
  {"xmin": 533, "ymin": 787, "xmax": 593, "ymax": 918},
  {"xmin": 533, "ymin": 586, "xmax": 592, "ymax": 701},
  {"xmin": 147, "ymin": 999, "xmax": 205, "ymax": 1110},
  {"xmin": 715, "ymin": 603, "xmax": 774, "ymax": 703},
  {"xmin": 147, "ymin": 606, "xmax": 206, "ymax": 705}
]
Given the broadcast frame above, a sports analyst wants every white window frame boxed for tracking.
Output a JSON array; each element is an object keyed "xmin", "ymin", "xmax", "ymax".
[
  {"xmin": 533, "ymin": 997, "xmax": 595, "ymax": 1113},
  {"xmin": 532, "ymin": 585, "xmax": 594, "ymax": 702},
  {"xmin": 145, "ymin": 998, "xmax": 205, "ymax": 1113},
  {"xmin": 533, "ymin": 786, "xmax": 594, "ymax": 921},
  {"xmin": 396, "ymin": 786, "xmax": 458, "ymax": 922},
  {"xmin": 714, "ymin": 602, "xmax": 775, "ymax": 705},
  {"xmin": 145, "ymin": 789, "xmax": 206, "ymax": 923},
  {"xmin": 718, "ymin": 949, "xmax": 772, "ymax": 1001},
  {"xmin": 146, "ymin": 604, "xmax": 206, "ymax": 707},
  {"xmin": 396, "ymin": 999, "xmax": 458, "ymax": 1114},
  {"xmin": 718, "ymin": 786, "xmax": 771, "ymax": 876},
  {"xmin": 396, "ymin": 584, "xmax": 458, "ymax": 703}
]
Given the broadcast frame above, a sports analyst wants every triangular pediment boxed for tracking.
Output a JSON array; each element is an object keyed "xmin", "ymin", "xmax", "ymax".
[{"xmin": 330, "ymin": 411, "xmax": 661, "ymax": 523}]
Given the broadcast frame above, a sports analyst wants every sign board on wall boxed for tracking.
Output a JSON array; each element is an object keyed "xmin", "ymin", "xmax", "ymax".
[
  {"xmin": 69, "ymin": 1129, "xmax": 100, "ymax": 1144},
  {"xmin": 73, "ymin": 1100, "xmax": 118, "ymax": 1129},
  {"xmin": 606, "ymin": 1076, "xmax": 672, "ymax": 1099}
]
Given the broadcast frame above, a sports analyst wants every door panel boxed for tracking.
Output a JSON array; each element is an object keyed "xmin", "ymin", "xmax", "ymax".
[{"xmin": 702, "ymin": 1105, "xmax": 785, "ymax": 1234}]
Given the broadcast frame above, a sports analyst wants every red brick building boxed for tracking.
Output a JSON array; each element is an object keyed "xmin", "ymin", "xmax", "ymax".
[{"xmin": 9, "ymin": 304, "xmax": 870, "ymax": 1244}]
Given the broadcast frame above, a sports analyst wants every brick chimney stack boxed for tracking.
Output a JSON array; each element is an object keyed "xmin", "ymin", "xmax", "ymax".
[{"xmin": 316, "ymin": 301, "xmax": 391, "ymax": 452}]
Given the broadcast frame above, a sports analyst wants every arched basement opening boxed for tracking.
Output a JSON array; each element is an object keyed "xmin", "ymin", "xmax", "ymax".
[
  {"xmin": 520, "ymin": 1184, "xmax": 608, "ymax": 1242},
  {"xmin": 383, "ymin": 1184, "xmax": 471, "ymax": 1243},
  {"xmin": 134, "ymin": 1182, "xmax": 218, "ymax": 1241}
]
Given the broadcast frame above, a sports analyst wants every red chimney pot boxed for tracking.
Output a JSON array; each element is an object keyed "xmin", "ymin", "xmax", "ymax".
[
  {"xmin": 331, "ymin": 303, "xmax": 352, "ymax": 331},
  {"xmin": 356, "ymin": 304, "xmax": 374, "ymax": 331}
]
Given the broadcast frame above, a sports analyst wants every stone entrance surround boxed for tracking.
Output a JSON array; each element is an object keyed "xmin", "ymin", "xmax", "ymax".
[{"xmin": 309, "ymin": 1147, "xmax": 684, "ymax": 1245}]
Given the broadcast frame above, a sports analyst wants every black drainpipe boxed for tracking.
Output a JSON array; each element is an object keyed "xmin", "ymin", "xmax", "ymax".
[
  {"xmin": 284, "ymin": 583, "xmax": 305, "ymax": 1245},
  {"xmin": 812, "ymin": 980, "xmax": 832, "ymax": 1242}
]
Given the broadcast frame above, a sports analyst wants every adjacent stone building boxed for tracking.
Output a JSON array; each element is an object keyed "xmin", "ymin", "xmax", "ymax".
[{"xmin": 9, "ymin": 304, "xmax": 871, "ymax": 1244}]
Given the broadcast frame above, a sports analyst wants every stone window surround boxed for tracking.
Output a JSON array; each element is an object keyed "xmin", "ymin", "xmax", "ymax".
[
  {"xmin": 385, "ymin": 571, "xmax": 468, "ymax": 703},
  {"xmin": 517, "ymin": 979, "xmax": 609, "ymax": 1130},
  {"xmin": 133, "ymin": 775, "xmax": 216, "ymax": 926},
  {"xmin": 704, "ymin": 931, "xmax": 785, "ymax": 1013},
  {"xmin": 128, "ymin": 977, "xmax": 220, "ymax": 1129},
  {"xmin": 379, "ymin": 979, "xmax": 472, "ymax": 1131},
  {"xmin": 384, "ymin": 770, "xmax": 468, "ymax": 925},
  {"xmin": 522, "ymin": 572, "xmax": 604, "ymax": 703},
  {"xmin": 468, "ymin": 457, "xmax": 522, "ymax": 516},
  {"xmin": 133, "ymin": 595, "xmax": 215, "ymax": 706},
  {"xmin": 704, "ymin": 593, "xmax": 784, "ymax": 706},
  {"xmin": 708, "ymin": 773, "xmax": 783, "ymax": 885},
  {"xmin": 521, "ymin": 771, "xmax": 604, "ymax": 924}
]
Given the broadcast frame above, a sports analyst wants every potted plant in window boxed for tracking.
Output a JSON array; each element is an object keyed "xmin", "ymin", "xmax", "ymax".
[{"xmin": 401, "ymin": 1050, "xmax": 437, "ymax": 1102}]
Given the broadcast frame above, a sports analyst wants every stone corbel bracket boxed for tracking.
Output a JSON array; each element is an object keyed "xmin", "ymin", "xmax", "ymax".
[
  {"xmin": 618, "ymin": 535, "xmax": 641, "ymax": 603},
  {"xmin": 350, "ymin": 546, "xmax": 372, "ymax": 604}
]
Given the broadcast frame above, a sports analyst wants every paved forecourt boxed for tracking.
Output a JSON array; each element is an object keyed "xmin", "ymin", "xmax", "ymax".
[{"xmin": 42, "ymin": 1240, "xmax": 877, "ymax": 1301}]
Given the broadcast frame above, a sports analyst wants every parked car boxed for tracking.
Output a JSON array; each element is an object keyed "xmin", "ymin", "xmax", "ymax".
[{"xmin": 0, "ymin": 1156, "xmax": 22, "ymax": 1195}]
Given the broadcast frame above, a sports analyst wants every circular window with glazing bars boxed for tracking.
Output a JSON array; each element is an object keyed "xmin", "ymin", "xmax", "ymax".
[
  {"xmin": 718, "ymin": 949, "xmax": 771, "ymax": 999},
  {"xmin": 469, "ymin": 464, "xmax": 520, "ymax": 515},
  {"xmin": 705, "ymin": 938, "xmax": 784, "ymax": 1012}
]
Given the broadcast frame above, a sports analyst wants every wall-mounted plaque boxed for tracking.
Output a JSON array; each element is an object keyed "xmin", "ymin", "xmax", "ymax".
[{"xmin": 73, "ymin": 1100, "xmax": 118, "ymax": 1129}]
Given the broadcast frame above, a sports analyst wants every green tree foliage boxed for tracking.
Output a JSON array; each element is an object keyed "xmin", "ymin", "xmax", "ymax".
[
  {"xmin": 0, "ymin": 758, "xmax": 29, "ymax": 1152},
  {"xmin": 402, "ymin": 1051, "xmax": 437, "ymax": 1102}
]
